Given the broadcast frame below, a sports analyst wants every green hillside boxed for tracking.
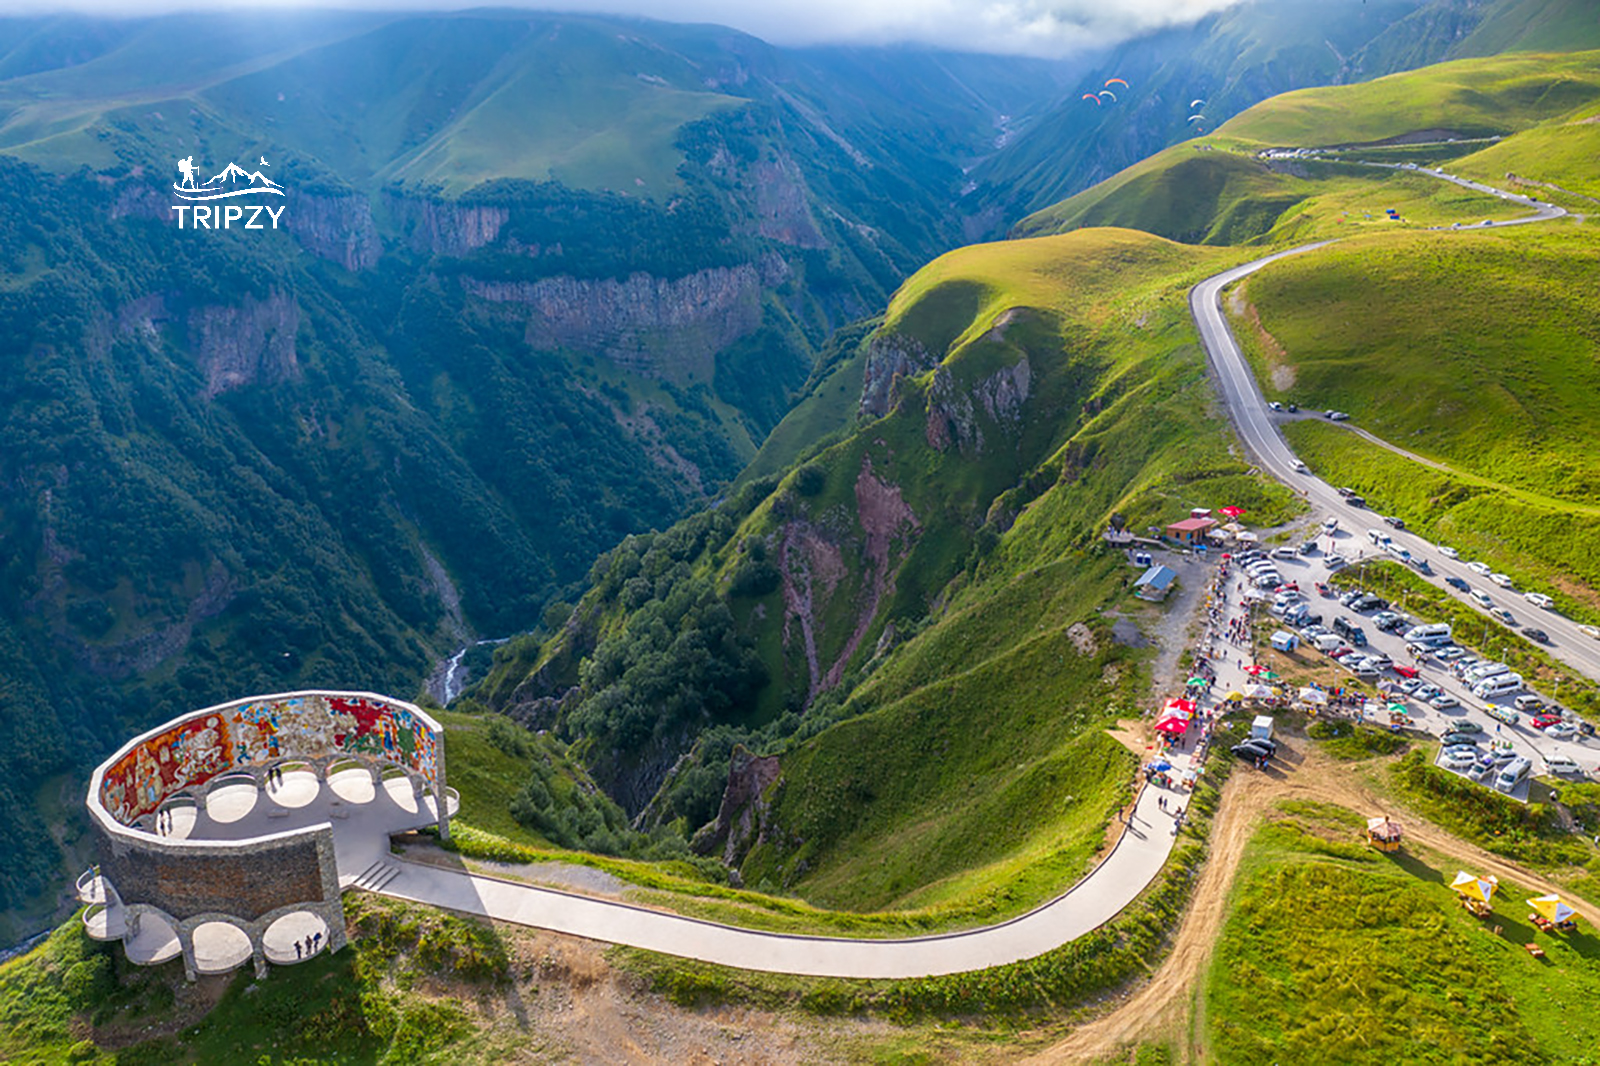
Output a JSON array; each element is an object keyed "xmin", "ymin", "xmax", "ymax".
[
  {"xmin": 1227, "ymin": 223, "xmax": 1600, "ymax": 612},
  {"xmin": 1016, "ymin": 49, "xmax": 1600, "ymax": 244},
  {"xmin": 475, "ymin": 227, "xmax": 1298, "ymax": 918},
  {"xmin": 1207, "ymin": 799, "xmax": 1600, "ymax": 1064}
]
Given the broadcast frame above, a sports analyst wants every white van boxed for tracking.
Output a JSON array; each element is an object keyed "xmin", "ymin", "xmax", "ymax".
[
  {"xmin": 1495, "ymin": 757, "xmax": 1532, "ymax": 793},
  {"xmin": 1367, "ymin": 529, "xmax": 1388, "ymax": 545},
  {"xmin": 1465, "ymin": 661, "xmax": 1510, "ymax": 683},
  {"xmin": 1546, "ymin": 754, "xmax": 1582, "ymax": 776},
  {"xmin": 1514, "ymin": 694, "xmax": 1545, "ymax": 713},
  {"xmin": 1473, "ymin": 673, "xmax": 1524, "ymax": 699},
  {"xmin": 1470, "ymin": 589, "xmax": 1494, "ymax": 609},
  {"xmin": 1314, "ymin": 633, "xmax": 1343, "ymax": 652},
  {"xmin": 1525, "ymin": 592, "xmax": 1554, "ymax": 609},
  {"xmin": 1403, "ymin": 623, "xmax": 1451, "ymax": 644}
]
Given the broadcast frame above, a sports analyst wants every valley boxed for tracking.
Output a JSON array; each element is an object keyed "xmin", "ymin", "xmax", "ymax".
[{"xmin": 4, "ymin": 2, "xmax": 1600, "ymax": 1063}]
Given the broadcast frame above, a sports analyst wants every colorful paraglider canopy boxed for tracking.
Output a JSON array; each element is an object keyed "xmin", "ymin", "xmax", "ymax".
[
  {"xmin": 1219, "ymin": 506, "xmax": 1246, "ymax": 517},
  {"xmin": 1106, "ymin": 77, "xmax": 1130, "ymax": 88},
  {"xmin": 1099, "ymin": 90, "xmax": 1117, "ymax": 101},
  {"xmin": 1451, "ymin": 871, "xmax": 1499, "ymax": 905},
  {"xmin": 1082, "ymin": 92, "xmax": 1101, "ymax": 103},
  {"xmin": 1529, "ymin": 894, "xmax": 1580, "ymax": 924}
]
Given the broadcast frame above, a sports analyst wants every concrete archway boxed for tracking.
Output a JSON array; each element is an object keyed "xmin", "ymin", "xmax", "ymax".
[
  {"xmin": 271, "ymin": 762, "xmax": 320, "ymax": 809},
  {"xmin": 327, "ymin": 760, "xmax": 377, "ymax": 804},
  {"xmin": 204, "ymin": 775, "xmax": 260, "ymax": 823},
  {"xmin": 125, "ymin": 908, "xmax": 182, "ymax": 966},
  {"xmin": 190, "ymin": 920, "xmax": 252, "ymax": 974},
  {"xmin": 262, "ymin": 910, "xmax": 330, "ymax": 964},
  {"xmin": 381, "ymin": 766, "xmax": 419, "ymax": 813}
]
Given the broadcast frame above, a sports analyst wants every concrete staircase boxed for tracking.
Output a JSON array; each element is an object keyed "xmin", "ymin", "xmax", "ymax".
[{"xmin": 351, "ymin": 859, "xmax": 403, "ymax": 894}]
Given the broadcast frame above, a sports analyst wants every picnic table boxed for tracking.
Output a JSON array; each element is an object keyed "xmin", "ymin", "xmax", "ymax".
[
  {"xmin": 1530, "ymin": 914, "xmax": 1554, "ymax": 931},
  {"xmin": 1525, "ymin": 943, "xmax": 1547, "ymax": 959}
]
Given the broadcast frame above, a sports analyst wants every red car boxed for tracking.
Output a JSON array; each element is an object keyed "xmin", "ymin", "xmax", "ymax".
[
  {"xmin": 1315, "ymin": 582, "xmax": 1332, "ymax": 597},
  {"xmin": 1329, "ymin": 646, "xmax": 1356, "ymax": 659},
  {"xmin": 1532, "ymin": 714, "xmax": 1563, "ymax": 730},
  {"xmin": 1393, "ymin": 665, "xmax": 1419, "ymax": 679}
]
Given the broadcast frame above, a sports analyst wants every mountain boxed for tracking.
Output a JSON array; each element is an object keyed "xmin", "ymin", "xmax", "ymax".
[
  {"xmin": 964, "ymin": 0, "xmax": 1600, "ymax": 232},
  {"xmin": 0, "ymin": 9, "xmax": 1073, "ymax": 938},
  {"xmin": 203, "ymin": 162, "xmax": 279, "ymax": 188}
]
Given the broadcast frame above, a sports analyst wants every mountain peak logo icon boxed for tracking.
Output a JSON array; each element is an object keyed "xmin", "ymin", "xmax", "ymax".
[{"xmin": 174, "ymin": 156, "xmax": 284, "ymax": 201}]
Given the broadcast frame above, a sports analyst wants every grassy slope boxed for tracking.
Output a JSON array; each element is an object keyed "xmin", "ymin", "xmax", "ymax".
[
  {"xmin": 736, "ymin": 229, "xmax": 1301, "ymax": 913},
  {"xmin": 1226, "ymin": 223, "xmax": 1600, "ymax": 609},
  {"xmin": 1206, "ymin": 800, "xmax": 1600, "ymax": 1064},
  {"xmin": 1016, "ymin": 50, "xmax": 1600, "ymax": 243}
]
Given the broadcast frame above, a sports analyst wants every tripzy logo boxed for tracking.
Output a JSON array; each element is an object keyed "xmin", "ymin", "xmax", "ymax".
[{"xmin": 170, "ymin": 154, "xmax": 286, "ymax": 230}]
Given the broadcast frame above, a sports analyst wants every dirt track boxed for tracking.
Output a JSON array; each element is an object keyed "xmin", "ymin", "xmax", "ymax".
[{"xmin": 1024, "ymin": 746, "xmax": 1600, "ymax": 1065}]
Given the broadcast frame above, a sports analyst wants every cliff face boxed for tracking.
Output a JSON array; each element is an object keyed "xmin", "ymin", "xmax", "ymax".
[
  {"xmin": 287, "ymin": 193, "xmax": 381, "ymax": 271},
  {"xmin": 187, "ymin": 291, "xmax": 301, "ymax": 398},
  {"xmin": 859, "ymin": 333, "xmax": 935, "ymax": 419},
  {"xmin": 388, "ymin": 195, "xmax": 508, "ymax": 256},
  {"xmin": 464, "ymin": 258, "xmax": 785, "ymax": 380}
]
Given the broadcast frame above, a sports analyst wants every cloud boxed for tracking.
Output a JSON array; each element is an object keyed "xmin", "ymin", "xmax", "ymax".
[{"xmin": 2, "ymin": 0, "xmax": 1249, "ymax": 58}]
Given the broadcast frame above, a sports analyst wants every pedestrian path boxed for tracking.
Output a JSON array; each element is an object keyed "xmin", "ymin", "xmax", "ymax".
[{"xmin": 369, "ymin": 777, "xmax": 1181, "ymax": 979}]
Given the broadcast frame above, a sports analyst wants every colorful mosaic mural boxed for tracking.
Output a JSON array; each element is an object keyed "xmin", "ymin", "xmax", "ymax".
[{"xmin": 98, "ymin": 694, "xmax": 440, "ymax": 825}]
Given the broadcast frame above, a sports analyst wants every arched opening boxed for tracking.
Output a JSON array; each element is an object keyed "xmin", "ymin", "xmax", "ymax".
[
  {"xmin": 156, "ymin": 794, "xmax": 198, "ymax": 840},
  {"xmin": 262, "ymin": 910, "xmax": 330, "ymax": 965},
  {"xmin": 204, "ymin": 775, "xmax": 260, "ymax": 823},
  {"xmin": 271, "ymin": 761, "xmax": 320, "ymax": 809},
  {"xmin": 327, "ymin": 760, "xmax": 377, "ymax": 804},
  {"xmin": 125, "ymin": 910, "xmax": 181, "ymax": 966},
  {"xmin": 380, "ymin": 766, "xmax": 419, "ymax": 813},
  {"xmin": 191, "ymin": 920, "xmax": 252, "ymax": 974}
]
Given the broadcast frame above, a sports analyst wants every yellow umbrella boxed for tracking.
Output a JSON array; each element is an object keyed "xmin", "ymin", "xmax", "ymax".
[
  {"xmin": 1224, "ymin": 691, "xmax": 1245, "ymax": 702},
  {"xmin": 1529, "ymin": 894, "xmax": 1580, "ymax": 924},
  {"xmin": 1450, "ymin": 871, "xmax": 1497, "ymax": 905}
]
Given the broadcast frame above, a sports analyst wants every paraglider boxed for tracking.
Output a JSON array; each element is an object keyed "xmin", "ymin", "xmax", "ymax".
[
  {"xmin": 1106, "ymin": 77, "xmax": 1129, "ymax": 88},
  {"xmin": 1099, "ymin": 90, "xmax": 1117, "ymax": 102},
  {"xmin": 1187, "ymin": 114, "xmax": 1206, "ymax": 123},
  {"xmin": 1082, "ymin": 92, "xmax": 1101, "ymax": 104},
  {"xmin": 1190, "ymin": 98, "xmax": 1206, "ymax": 109}
]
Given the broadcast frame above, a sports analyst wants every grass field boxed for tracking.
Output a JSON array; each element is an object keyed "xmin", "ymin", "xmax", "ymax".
[{"xmin": 1206, "ymin": 799, "xmax": 1600, "ymax": 1064}]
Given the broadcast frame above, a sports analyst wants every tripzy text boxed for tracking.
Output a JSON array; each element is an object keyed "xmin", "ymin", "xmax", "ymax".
[{"xmin": 170, "ymin": 204, "xmax": 286, "ymax": 229}]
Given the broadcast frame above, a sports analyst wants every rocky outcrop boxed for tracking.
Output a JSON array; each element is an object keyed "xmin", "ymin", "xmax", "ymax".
[
  {"xmin": 286, "ymin": 193, "xmax": 381, "ymax": 271},
  {"xmin": 924, "ymin": 364, "xmax": 981, "ymax": 453},
  {"xmin": 779, "ymin": 523, "xmax": 847, "ymax": 703},
  {"xmin": 859, "ymin": 333, "xmax": 935, "ymax": 419},
  {"xmin": 388, "ymin": 196, "xmax": 508, "ymax": 256},
  {"xmin": 464, "ymin": 261, "xmax": 775, "ymax": 380},
  {"xmin": 705, "ymin": 144, "xmax": 827, "ymax": 249},
  {"xmin": 975, "ymin": 356, "xmax": 1032, "ymax": 425},
  {"xmin": 690, "ymin": 745, "xmax": 782, "ymax": 866},
  {"xmin": 187, "ymin": 291, "xmax": 301, "ymax": 398}
]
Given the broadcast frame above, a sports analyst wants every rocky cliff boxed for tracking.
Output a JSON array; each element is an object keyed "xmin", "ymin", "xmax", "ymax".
[
  {"xmin": 464, "ymin": 258, "xmax": 786, "ymax": 380},
  {"xmin": 387, "ymin": 196, "xmax": 508, "ymax": 256},
  {"xmin": 287, "ymin": 192, "xmax": 382, "ymax": 271},
  {"xmin": 859, "ymin": 332, "xmax": 936, "ymax": 419},
  {"xmin": 187, "ymin": 291, "xmax": 301, "ymax": 398}
]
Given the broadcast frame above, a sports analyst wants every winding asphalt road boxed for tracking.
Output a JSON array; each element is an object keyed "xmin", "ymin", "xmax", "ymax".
[{"xmin": 1188, "ymin": 170, "xmax": 1600, "ymax": 683}]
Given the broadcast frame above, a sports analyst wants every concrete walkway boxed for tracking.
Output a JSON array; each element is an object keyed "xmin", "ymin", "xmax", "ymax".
[{"xmin": 370, "ymin": 780, "xmax": 1180, "ymax": 979}]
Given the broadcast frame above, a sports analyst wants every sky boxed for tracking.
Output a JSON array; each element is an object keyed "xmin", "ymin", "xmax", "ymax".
[{"xmin": 0, "ymin": 0, "xmax": 1249, "ymax": 57}]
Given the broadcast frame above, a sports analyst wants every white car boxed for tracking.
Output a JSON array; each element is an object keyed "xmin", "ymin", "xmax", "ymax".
[
  {"xmin": 1430, "ymin": 694, "xmax": 1461, "ymax": 710},
  {"xmin": 1491, "ymin": 573, "xmax": 1514, "ymax": 588},
  {"xmin": 1438, "ymin": 546, "xmax": 1459, "ymax": 559},
  {"xmin": 1293, "ymin": 460, "xmax": 1309, "ymax": 473},
  {"xmin": 1467, "ymin": 561, "xmax": 1492, "ymax": 576},
  {"xmin": 1524, "ymin": 592, "xmax": 1553, "ymax": 609},
  {"xmin": 1272, "ymin": 546, "xmax": 1298, "ymax": 560},
  {"xmin": 1444, "ymin": 749, "xmax": 1477, "ymax": 769},
  {"xmin": 1582, "ymin": 624, "xmax": 1600, "ymax": 640},
  {"xmin": 1547, "ymin": 723, "xmax": 1578, "ymax": 740},
  {"xmin": 1325, "ymin": 555, "xmax": 1349, "ymax": 570}
]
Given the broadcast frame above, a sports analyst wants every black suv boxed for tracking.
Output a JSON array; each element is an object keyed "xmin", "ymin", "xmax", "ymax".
[
  {"xmin": 1523, "ymin": 628, "xmax": 1551, "ymax": 644},
  {"xmin": 1446, "ymin": 576, "xmax": 1470, "ymax": 591},
  {"xmin": 1332, "ymin": 617, "xmax": 1368, "ymax": 646}
]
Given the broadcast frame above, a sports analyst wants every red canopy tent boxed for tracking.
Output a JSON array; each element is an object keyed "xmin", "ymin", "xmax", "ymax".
[
  {"xmin": 1244, "ymin": 664, "xmax": 1267, "ymax": 676},
  {"xmin": 1219, "ymin": 506, "xmax": 1246, "ymax": 517},
  {"xmin": 1164, "ymin": 697, "xmax": 1197, "ymax": 715},
  {"xmin": 1154, "ymin": 715, "xmax": 1189, "ymax": 734}
]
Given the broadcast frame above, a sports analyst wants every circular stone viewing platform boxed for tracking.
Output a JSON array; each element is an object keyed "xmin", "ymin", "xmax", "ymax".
[{"xmin": 78, "ymin": 691, "xmax": 457, "ymax": 980}]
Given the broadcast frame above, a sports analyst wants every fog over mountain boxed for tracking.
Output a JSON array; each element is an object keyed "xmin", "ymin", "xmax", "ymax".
[{"xmin": 1, "ymin": 0, "xmax": 1249, "ymax": 56}]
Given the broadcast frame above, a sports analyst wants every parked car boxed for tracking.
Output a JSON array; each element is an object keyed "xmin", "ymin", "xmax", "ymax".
[
  {"xmin": 1532, "ymin": 713, "xmax": 1564, "ymax": 730},
  {"xmin": 1268, "ymin": 401, "xmax": 1283, "ymax": 411},
  {"xmin": 1347, "ymin": 658, "xmax": 1380, "ymax": 677},
  {"xmin": 1524, "ymin": 591, "xmax": 1554, "ymax": 609},
  {"xmin": 1271, "ymin": 546, "xmax": 1298, "ymax": 559},
  {"xmin": 1444, "ymin": 748, "xmax": 1478, "ymax": 769},
  {"xmin": 1393, "ymin": 665, "xmax": 1419, "ymax": 679},
  {"xmin": 1336, "ymin": 487, "xmax": 1357, "ymax": 498},
  {"xmin": 1231, "ymin": 743, "xmax": 1271, "ymax": 761},
  {"xmin": 1365, "ymin": 652, "xmax": 1394, "ymax": 670},
  {"xmin": 1547, "ymin": 723, "xmax": 1579, "ymax": 740},
  {"xmin": 1491, "ymin": 572, "xmax": 1514, "ymax": 588},
  {"xmin": 1446, "ymin": 720, "xmax": 1484, "ymax": 735},
  {"xmin": 1438, "ymin": 546, "xmax": 1459, "ymax": 559},
  {"xmin": 1328, "ymin": 646, "xmax": 1357, "ymax": 660},
  {"xmin": 1322, "ymin": 518, "xmax": 1339, "ymax": 531},
  {"xmin": 1491, "ymin": 608, "xmax": 1517, "ymax": 627},
  {"xmin": 1315, "ymin": 582, "xmax": 1333, "ymax": 597},
  {"xmin": 1430, "ymin": 694, "xmax": 1461, "ymax": 710},
  {"xmin": 1434, "ymin": 646, "xmax": 1466, "ymax": 661},
  {"xmin": 1382, "ymin": 515, "xmax": 1406, "ymax": 529},
  {"xmin": 1329, "ymin": 411, "xmax": 1350, "ymax": 422},
  {"xmin": 1411, "ymin": 558, "xmax": 1433, "ymax": 575},
  {"xmin": 1339, "ymin": 589, "xmax": 1365, "ymax": 606},
  {"xmin": 1352, "ymin": 594, "xmax": 1388, "ymax": 612},
  {"xmin": 1414, "ymin": 684, "xmax": 1443, "ymax": 701},
  {"xmin": 1467, "ymin": 561, "xmax": 1492, "ymax": 576},
  {"xmin": 1514, "ymin": 694, "xmax": 1544, "ymax": 712},
  {"xmin": 1547, "ymin": 754, "xmax": 1583, "ymax": 776},
  {"xmin": 1581, "ymin": 624, "xmax": 1600, "ymax": 640},
  {"xmin": 1397, "ymin": 677, "xmax": 1423, "ymax": 694},
  {"xmin": 1298, "ymin": 540, "xmax": 1318, "ymax": 555},
  {"xmin": 1324, "ymin": 555, "xmax": 1349, "ymax": 570},
  {"xmin": 1347, "ymin": 496, "xmax": 1366, "ymax": 508},
  {"xmin": 1523, "ymin": 628, "xmax": 1550, "ymax": 645},
  {"xmin": 1441, "ymin": 732, "xmax": 1480, "ymax": 747},
  {"xmin": 1287, "ymin": 403, "xmax": 1299, "ymax": 413},
  {"xmin": 1446, "ymin": 576, "xmax": 1470, "ymax": 591},
  {"xmin": 1293, "ymin": 460, "xmax": 1309, "ymax": 473}
]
